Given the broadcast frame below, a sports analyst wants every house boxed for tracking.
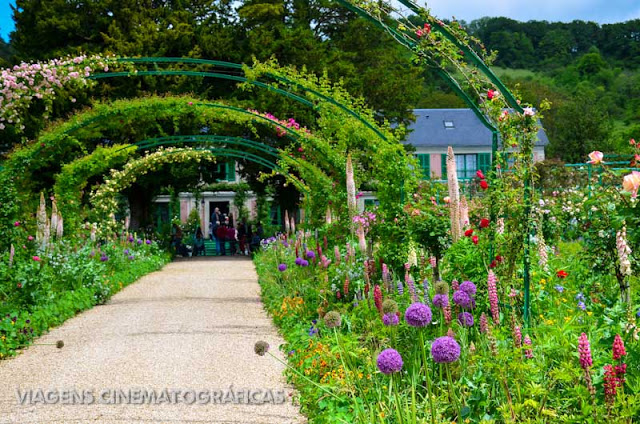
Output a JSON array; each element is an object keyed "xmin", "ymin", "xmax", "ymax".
[{"xmin": 405, "ymin": 109, "xmax": 549, "ymax": 180}]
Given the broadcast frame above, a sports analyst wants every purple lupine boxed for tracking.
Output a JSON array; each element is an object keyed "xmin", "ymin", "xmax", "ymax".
[
  {"xmin": 397, "ymin": 281, "xmax": 404, "ymax": 295},
  {"xmin": 423, "ymin": 278, "xmax": 430, "ymax": 304},
  {"xmin": 407, "ymin": 277, "xmax": 419, "ymax": 303}
]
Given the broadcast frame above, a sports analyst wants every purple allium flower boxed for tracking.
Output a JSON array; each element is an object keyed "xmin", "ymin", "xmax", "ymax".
[
  {"xmin": 459, "ymin": 280, "xmax": 477, "ymax": 296},
  {"xmin": 431, "ymin": 336, "xmax": 461, "ymax": 363},
  {"xmin": 278, "ymin": 263, "xmax": 287, "ymax": 272},
  {"xmin": 128, "ymin": 236, "xmax": 134, "ymax": 242},
  {"xmin": 294, "ymin": 257, "xmax": 303, "ymax": 266},
  {"xmin": 453, "ymin": 290, "xmax": 475, "ymax": 309},
  {"xmin": 377, "ymin": 348, "xmax": 403, "ymax": 374},
  {"xmin": 306, "ymin": 250, "xmax": 315, "ymax": 259},
  {"xmin": 137, "ymin": 239, "xmax": 143, "ymax": 245},
  {"xmin": 404, "ymin": 302, "xmax": 432, "ymax": 327},
  {"xmin": 282, "ymin": 241, "xmax": 290, "ymax": 248},
  {"xmin": 554, "ymin": 285, "xmax": 564, "ymax": 293},
  {"xmin": 124, "ymin": 249, "xmax": 130, "ymax": 255},
  {"xmin": 128, "ymin": 255, "xmax": 134, "ymax": 260},
  {"xmin": 301, "ymin": 259, "xmax": 309, "ymax": 267},
  {"xmin": 432, "ymin": 294, "xmax": 449, "ymax": 309},
  {"xmin": 146, "ymin": 239, "xmax": 151, "ymax": 245},
  {"xmin": 383, "ymin": 313, "xmax": 399, "ymax": 326},
  {"xmin": 457, "ymin": 312, "xmax": 474, "ymax": 327},
  {"xmin": 100, "ymin": 255, "xmax": 109, "ymax": 262}
]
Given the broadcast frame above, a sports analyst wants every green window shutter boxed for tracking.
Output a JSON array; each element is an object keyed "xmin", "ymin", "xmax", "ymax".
[
  {"xmin": 478, "ymin": 153, "xmax": 491, "ymax": 174},
  {"xmin": 225, "ymin": 161, "xmax": 236, "ymax": 181},
  {"xmin": 416, "ymin": 154, "xmax": 430, "ymax": 179},
  {"xmin": 441, "ymin": 154, "xmax": 447, "ymax": 180}
]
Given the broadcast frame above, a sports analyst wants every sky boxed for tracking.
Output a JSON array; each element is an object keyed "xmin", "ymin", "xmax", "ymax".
[{"xmin": 1, "ymin": 0, "xmax": 639, "ymax": 41}]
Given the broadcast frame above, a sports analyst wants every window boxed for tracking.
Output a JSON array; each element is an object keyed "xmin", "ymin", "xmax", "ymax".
[
  {"xmin": 440, "ymin": 153, "xmax": 491, "ymax": 180},
  {"xmin": 216, "ymin": 162, "xmax": 236, "ymax": 182},
  {"xmin": 415, "ymin": 153, "xmax": 431, "ymax": 179},
  {"xmin": 364, "ymin": 199, "xmax": 380, "ymax": 209},
  {"xmin": 443, "ymin": 120, "xmax": 455, "ymax": 129}
]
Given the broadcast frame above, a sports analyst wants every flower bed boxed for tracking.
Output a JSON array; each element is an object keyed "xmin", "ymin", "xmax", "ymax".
[
  {"xmin": 255, "ymin": 235, "xmax": 639, "ymax": 423},
  {"xmin": 0, "ymin": 236, "xmax": 170, "ymax": 359}
]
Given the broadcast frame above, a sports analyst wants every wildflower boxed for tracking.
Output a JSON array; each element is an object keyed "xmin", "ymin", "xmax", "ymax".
[
  {"xmin": 577, "ymin": 301, "xmax": 586, "ymax": 311},
  {"xmin": 128, "ymin": 255, "xmax": 134, "ymax": 260},
  {"xmin": 451, "ymin": 280, "xmax": 459, "ymax": 291},
  {"xmin": 145, "ymin": 239, "xmax": 151, "ymax": 245},
  {"xmin": 306, "ymin": 250, "xmax": 315, "ymax": 259},
  {"xmin": 324, "ymin": 311, "xmax": 342, "ymax": 329},
  {"xmin": 254, "ymin": 340, "xmax": 270, "ymax": 356},
  {"xmin": 616, "ymin": 227, "xmax": 632, "ymax": 277},
  {"xmin": 13, "ymin": 221, "xmax": 20, "ymax": 227},
  {"xmin": 343, "ymin": 276, "xmax": 350, "ymax": 296},
  {"xmin": 100, "ymin": 255, "xmax": 109, "ymax": 262},
  {"xmin": 513, "ymin": 325, "xmax": 522, "ymax": 348},
  {"xmin": 128, "ymin": 235, "xmax": 134, "ymax": 242},
  {"xmin": 294, "ymin": 257, "xmax": 302, "ymax": 266},
  {"xmin": 578, "ymin": 333, "xmax": 592, "ymax": 369},
  {"xmin": 278, "ymin": 264, "xmax": 287, "ymax": 272},
  {"xmin": 374, "ymin": 285, "xmax": 384, "ymax": 315},
  {"xmin": 587, "ymin": 151, "xmax": 604, "ymax": 164},
  {"xmin": 432, "ymin": 294, "xmax": 449, "ymax": 309},
  {"xmin": 27, "ymin": 235, "xmax": 34, "ymax": 241},
  {"xmin": 479, "ymin": 313, "xmax": 489, "ymax": 334},
  {"xmin": 383, "ymin": 313, "xmax": 399, "ymax": 326},
  {"xmin": 137, "ymin": 239, "xmax": 143, "ymax": 244},
  {"xmin": 459, "ymin": 280, "xmax": 477, "ymax": 296},
  {"xmin": 480, "ymin": 218, "xmax": 490, "ymax": 229},
  {"xmin": 612, "ymin": 334, "xmax": 627, "ymax": 360},
  {"xmin": 431, "ymin": 336, "xmax": 461, "ymax": 363},
  {"xmin": 554, "ymin": 285, "xmax": 564, "ymax": 293},
  {"xmin": 301, "ymin": 259, "xmax": 309, "ymax": 267},
  {"xmin": 404, "ymin": 303, "xmax": 433, "ymax": 327},
  {"xmin": 488, "ymin": 271, "xmax": 500, "ymax": 324},
  {"xmin": 32, "ymin": 256, "xmax": 41, "ymax": 262},
  {"xmin": 377, "ymin": 348, "xmax": 403, "ymax": 374},
  {"xmin": 443, "ymin": 303, "xmax": 452, "ymax": 323},
  {"xmin": 556, "ymin": 270, "xmax": 568, "ymax": 278},
  {"xmin": 523, "ymin": 335, "xmax": 533, "ymax": 359},
  {"xmin": 479, "ymin": 180, "xmax": 488, "ymax": 190},
  {"xmin": 453, "ymin": 290, "xmax": 474, "ymax": 309},
  {"xmin": 604, "ymin": 364, "xmax": 619, "ymax": 404},
  {"xmin": 457, "ymin": 312, "xmax": 474, "ymax": 327},
  {"xmin": 397, "ymin": 281, "xmax": 404, "ymax": 295}
]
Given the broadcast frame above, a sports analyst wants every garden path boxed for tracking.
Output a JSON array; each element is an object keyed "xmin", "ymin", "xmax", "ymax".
[{"xmin": 0, "ymin": 257, "xmax": 305, "ymax": 424}]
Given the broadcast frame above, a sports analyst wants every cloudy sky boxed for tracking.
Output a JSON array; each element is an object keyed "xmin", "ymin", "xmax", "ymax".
[{"xmin": 1, "ymin": 0, "xmax": 639, "ymax": 41}]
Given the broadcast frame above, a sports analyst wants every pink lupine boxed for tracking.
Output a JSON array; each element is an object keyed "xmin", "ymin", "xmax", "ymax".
[
  {"xmin": 513, "ymin": 325, "xmax": 522, "ymax": 348},
  {"xmin": 523, "ymin": 335, "xmax": 533, "ymax": 359},
  {"xmin": 334, "ymin": 246, "xmax": 341, "ymax": 265},
  {"xmin": 443, "ymin": 302, "xmax": 452, "ymax": 324},
  {"xmin": 452, "ymin": 279, "xmax": 459, "ymax": 291},
  {"xmin": 479, "ymin": 313, "xmax": 488, "ymax": 334},
  {"xmin": 578, "ymin": 333, "xmax": 592, "ymax": 369},
  {"xmin": 613, "ymin": 334, "xmax": 627, "ymax": 360},
  {"xmin": 488, "ymin": 271, "xmax": 500, "ymax": 324}
]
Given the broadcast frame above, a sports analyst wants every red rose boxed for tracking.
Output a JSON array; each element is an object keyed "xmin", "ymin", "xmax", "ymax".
[
  {"xmin": 480, "ymin": 218, "xmax": 490, "ymax": 229},
  {"xmin": 480, "ymin": 180, "xmax": 489, "ymax": 190},
  {"xmin": 556, "ymin": 270, "xmax": 568, "ymax": 279},
  {"xmin": 476, "ymin": 170, "xmax": 485, "ymax": 180},
  {"xmin": 472, "ymin": 235, "xmax": 479, "ymax": 245},
  {"xmin": 495, "ymin": 255, "xmax": 503, "ymax": 262},
  {"xmin": 464, "ymin": 228, "xmax": 474, "ymax": 237}
]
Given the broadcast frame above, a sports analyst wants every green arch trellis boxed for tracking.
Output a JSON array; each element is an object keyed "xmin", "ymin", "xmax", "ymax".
[{"xmin": 335, "ymin": 0, "xmax": 536, "ymax": 324}]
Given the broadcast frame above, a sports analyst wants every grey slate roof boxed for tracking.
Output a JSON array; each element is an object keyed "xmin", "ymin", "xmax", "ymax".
[{"xmin": 404, "ymin": 109, "xmax": 549, "ymax": 148}]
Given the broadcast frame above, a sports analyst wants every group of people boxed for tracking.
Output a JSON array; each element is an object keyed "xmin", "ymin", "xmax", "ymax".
[{"xmin": 209, "ymin": 207, "xmax": 263, "ymax": 256}]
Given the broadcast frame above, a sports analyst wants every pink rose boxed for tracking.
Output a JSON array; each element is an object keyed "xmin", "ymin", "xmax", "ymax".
[
  {"xmin": 587, "ymin": 151, "xmax": 603, "ymax": 164},
  {"xmin": 32, "ymin": 256, "xmax": 41, "ymax": 262},
  {"xmin": 622, "ymin": 171, "xmax": 640, "ymax": 198}
]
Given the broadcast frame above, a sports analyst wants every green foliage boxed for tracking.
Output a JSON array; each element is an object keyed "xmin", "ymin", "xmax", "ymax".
[
  {"xmin": 0, "ymin": 237, "xmax": 169, "ymax": 359},
  {"xmin": 183, "ymin": 207, "xmax": 202, "ymax": 237}
]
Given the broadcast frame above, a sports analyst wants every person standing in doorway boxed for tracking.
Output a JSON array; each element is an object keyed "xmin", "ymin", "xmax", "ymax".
[
  {"xmin": 210, "ymin": 207, "xmax": 221, "ymax": 255},
  {"xmin": 216, "ymin": 219, "xmax": 227, "ymax": 256}
]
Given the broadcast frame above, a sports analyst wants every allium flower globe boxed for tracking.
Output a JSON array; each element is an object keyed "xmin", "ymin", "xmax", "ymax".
[
  {"xmin": 452, "ymin": 290, "xmax": 474, "ymax": 309},
  {"xmin": 431, "ymin": 336, "xmax": 461, "ymax": 363},
  {"xmin": 382, "ymin": 313, "xmax": 399, "ymax": 326},
  {"xmin": 278, "ymin": 263, "xmax": 287, "ymax": 272},
  {"xmin": 457, "ymin": 312, "xmax": 474, "ymax": 327},
  {"xmin": 459, "ymin": 280, "xmax": 477, "ymax": 296},
  {"xmin": 376, "ymin": 348, "xmax": 403, "ymax": 374},
  {"xmin": 404, "ymin": 303, "xmax": 432, "ymax": 327},
  {"xmin": 432, "ymin": 294, "xmax": 449, "ymax": 309}
]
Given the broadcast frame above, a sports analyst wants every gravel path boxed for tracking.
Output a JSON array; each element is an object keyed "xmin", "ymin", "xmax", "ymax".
[{"xmin": 0, "ymin": 257, "xmax": 305, "ymax": 424}]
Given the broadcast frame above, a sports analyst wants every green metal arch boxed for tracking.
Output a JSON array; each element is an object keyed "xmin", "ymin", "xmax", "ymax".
[{"xmin": 90, "ymin": 57, "xmax": 388, "ymax": 141}]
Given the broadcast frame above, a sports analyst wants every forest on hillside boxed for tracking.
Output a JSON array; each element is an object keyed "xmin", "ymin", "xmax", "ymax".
[{"xmin": 0, "ymin": 0, "xmax": 638, "ymax": 163}]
